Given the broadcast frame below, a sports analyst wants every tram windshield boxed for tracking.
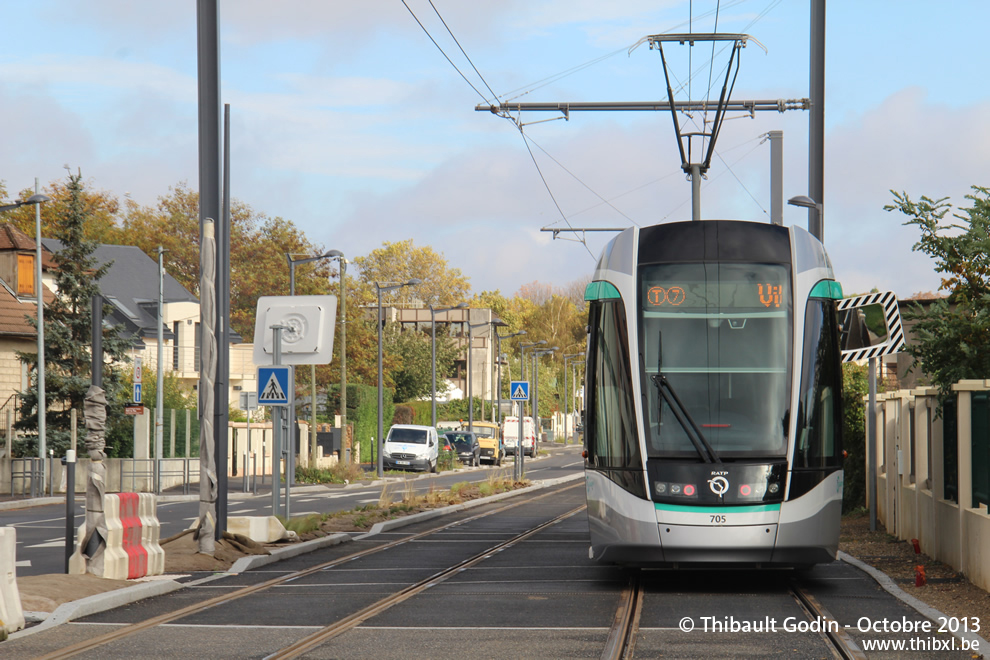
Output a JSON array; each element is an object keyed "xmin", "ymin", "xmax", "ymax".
[{"xmin": 640, "ymin": 262, "xmax": 792, "ymax": 459}]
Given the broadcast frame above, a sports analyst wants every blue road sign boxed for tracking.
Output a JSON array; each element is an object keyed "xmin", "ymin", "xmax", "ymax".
[
  {"xmin": 133, "ymin": 383, "xmax": 142, "ymax": 404},
  {"xmin": 258, "ymin": 366, "xmax": 292, "ymax": 405},
  {"xmin": 510, "ymin": 381, "xmax": 530, "ymax": 401}
]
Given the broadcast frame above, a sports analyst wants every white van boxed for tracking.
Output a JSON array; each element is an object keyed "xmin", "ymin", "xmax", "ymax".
[
  {"xmin": 382, "ymin": 424, "xmax": 440, "ymax": 472},
  {"xmin": 501, "ymin": 416, "xmax": 537, "ymax": 457}
]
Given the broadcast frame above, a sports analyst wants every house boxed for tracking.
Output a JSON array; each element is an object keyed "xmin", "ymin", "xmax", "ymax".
[
  {"xmin": 40, "ymin": 240, "xmax": 258, "ymax": 404},
  {"xmin": 377, "ymin": 304, "xmax": 499, "ymax": 404},
  {"xmin": 0, "ymin": 225, "xmax": 59, "ymax": 429}
]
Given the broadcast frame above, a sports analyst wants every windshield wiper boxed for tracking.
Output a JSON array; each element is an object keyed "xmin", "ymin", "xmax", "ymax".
[{"xmin": 651, "ymin": 331, "xmax": 722, "ymax": 464}]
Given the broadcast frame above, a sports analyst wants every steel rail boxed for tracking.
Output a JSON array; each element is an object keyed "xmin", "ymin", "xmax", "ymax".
[
  {"xmin": 790, "ymin": 581, "xmax": 867, "ymax": 660},
  {"xmin": 36, "ymin": 482, "xmax": 582, "ymax": 660},
  {"xmin": 600, "ymin": 570, "xmax": 643, "ymax": 660},
  {"xmin": 266, "ymin": 504, "xmax": 587, "ymax": 659}
]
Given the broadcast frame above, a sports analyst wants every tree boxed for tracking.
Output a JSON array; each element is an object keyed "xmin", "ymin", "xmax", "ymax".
[
  {"xmin": 5, "ymin": 178, "xmax": 124, "ymax": 245},
  {"xmin": 842, "ymin": 362, "xmax": 869, "ymax": 512},
  {"xmin": 382, "ymin": 322, "xmax": 459, "ymax": 403},
  {"xmin": 16, "ymin": 171, "xmax": 133, "ymax": 457},
  {"xmin": 886, "ymin": 187, "xmax": 990, "ymax": 400},
  {"xmin": 119, "ymin": 182, "xmax": 333, "ymax": 338},
  {"xmin": 353, "ymin": 239, "xmax": 470, "ymax": 306}
]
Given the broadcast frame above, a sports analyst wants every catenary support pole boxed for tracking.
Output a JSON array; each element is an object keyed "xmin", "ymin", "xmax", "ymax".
[
  {"xmin": 808, "ymin": 0, "xmax": 825, "ymax": 241},
  {"xmin": 868, "ymin": 356, "xmax": 878, "ymax": 532},
  {"xmin": 769, "ymin": 130, "xmax": 783, "ymax": 225}
]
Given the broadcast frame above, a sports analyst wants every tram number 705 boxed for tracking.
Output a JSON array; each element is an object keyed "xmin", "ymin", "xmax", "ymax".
[{"xmin": 710, "ymin": 515, "xmax": 726, "ymax": 524}]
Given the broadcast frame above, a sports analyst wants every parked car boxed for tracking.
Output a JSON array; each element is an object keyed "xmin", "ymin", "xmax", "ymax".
[
  {"xmin": 444, "ymin": 431, "xmax": 481, "ymax": 467},
  {"xmin": 468, "ymin": 421, "xmax": 503, "ymax": 465},
  {"xmin": 382, "ymin": 424, "xmax": 439, "ymax": 472}
]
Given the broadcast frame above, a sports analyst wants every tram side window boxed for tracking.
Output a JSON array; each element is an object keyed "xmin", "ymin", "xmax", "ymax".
[
  {"xmin": 586, "ymin": 300, "xmax": 642, "ymax": 480},
  {"xmin": 792, "ymin": 299, "xmax": 842, "ymax": 481}
]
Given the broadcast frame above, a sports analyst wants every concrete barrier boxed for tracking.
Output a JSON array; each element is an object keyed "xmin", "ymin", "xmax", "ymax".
[
  {"xmin": 0, "ymin": 527, "xmax": 25, "ymax": 636},
  {"xmin": 71, "ymin": 493, "xmax": 164, "ymax": 580},
  {"xmin": 227, "ymin": 516, "xmax": 289, "ymax": 543},
  {"xmin": 138, "ymin": 493, "xmax": 164, "ymax": 576}
]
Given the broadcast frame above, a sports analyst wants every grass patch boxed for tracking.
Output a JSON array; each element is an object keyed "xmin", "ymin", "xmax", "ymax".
[
  {"xmin": 296, "ymin": 460, "xmax": 368, "ymax": 485},
  {"xmin": 293, "ymin": 472, "xmax": 530, "ymax": 538}
]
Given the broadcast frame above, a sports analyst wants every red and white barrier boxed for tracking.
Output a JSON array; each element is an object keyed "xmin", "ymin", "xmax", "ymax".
[{"xmin": 73, "ymin": 492, "xmax": 164, "ymax": 580}]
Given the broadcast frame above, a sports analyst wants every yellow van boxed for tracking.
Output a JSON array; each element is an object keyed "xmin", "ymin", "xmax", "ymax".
[{"xmin": 467, "ymin": 421, "xmax": 502, "ymax": 465}]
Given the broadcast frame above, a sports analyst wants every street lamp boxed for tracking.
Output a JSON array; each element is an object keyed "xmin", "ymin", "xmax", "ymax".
[
  {"xmin": 429, "ymin": 302, "xmax": 467, "ymax": 428},
  {"xmin": 519, "ymin": 340, "xmax": 547, "ymax": 416},
  {"xmin": 495, "ymin": 329, "xmax": 525, "ymax": 425},
  {"xmin": 563, "ymin": 353, "xmax": 584, "ymax": 444},
  {"xmin": 376, "ymin": 278, "xmax": 421, "ymax": 477},
  {"xmin": 286, "ymin": 249, "xmax": 343, "ymax": 471},
  {"xmin": 0, "ymin": 193, "xmax": 50, "ymax": 213},
  {"xmin": 788, "ymin": 194, "xmax": 824, "ymax": 242},
  {"xmin": 2, "ymin": 191, "xmax": 52, "ymax": 485}
]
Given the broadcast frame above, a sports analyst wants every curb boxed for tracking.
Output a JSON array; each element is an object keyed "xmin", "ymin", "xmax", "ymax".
[
  {"xmin": 8, "ymin": 576, "xmax": 188, "ymax": 640},
  {"xmin": 228, "ymin": 532, "xmax": 352, "ymax": 573},
  {"xmin": 839, "ymin": 550, "xmax": 988, "ymax": 658}
]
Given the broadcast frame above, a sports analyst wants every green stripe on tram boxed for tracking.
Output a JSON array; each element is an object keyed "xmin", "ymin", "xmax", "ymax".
[
  {"xmin": 809, "ymin": 280, "xmax": 843, "ymax": 299},
  {"xmin": 655, "ymin": 503, "xmax": 781, "ymax": 514},
  {"xmin": 584, "ymin": 281, "xmax": 622, "ymax": 301}
]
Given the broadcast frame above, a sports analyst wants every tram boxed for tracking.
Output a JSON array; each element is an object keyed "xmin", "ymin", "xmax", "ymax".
[{"xmin": 583, "ymin": 219, "xmax": 845, "ymax": 567}]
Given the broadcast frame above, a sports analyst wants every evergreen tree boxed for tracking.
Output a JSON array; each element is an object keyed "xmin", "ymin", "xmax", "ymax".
[{"xmin": 16, "ymin": 171, "xmax": 133, "ymax": 457}]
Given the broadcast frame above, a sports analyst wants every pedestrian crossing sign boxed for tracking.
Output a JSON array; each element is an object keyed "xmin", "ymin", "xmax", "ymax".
[
  {"xmin": 510, "ymin": 381, "xmax": 530, "ymax": 401},
  {"xmin": 258, "ymin": 366, "xmax": 292, "ymax": 405}
]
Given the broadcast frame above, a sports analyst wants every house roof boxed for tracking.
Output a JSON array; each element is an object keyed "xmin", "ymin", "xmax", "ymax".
[
  {"xmin": 42, "ymin": 240, "xmax": 240, "ymax": 344},
  {"xmin": 0, "ymin": 283, "xmax": 40, "ymax": 338},
  {"xmin": 0, "ymin": 224, "xmax": 57, "ymax": 268},
  {"xmin": 43, "ymin": 240, "xmax": 198, "ymax": 343}
]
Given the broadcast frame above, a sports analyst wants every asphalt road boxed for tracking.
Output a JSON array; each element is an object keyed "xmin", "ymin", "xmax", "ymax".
[{"xmin": 6, "ymin": 444, "xmax": 586, "ymax": 577}]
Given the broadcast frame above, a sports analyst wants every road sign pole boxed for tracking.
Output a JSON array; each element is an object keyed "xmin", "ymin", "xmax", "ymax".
[
  {"xmin": 517, "ymin": 403, "xmax": 524, "ymax": 481},
  {"xmin": 271, "ymin": 325, "xmax": 285, "ymax": 518}
]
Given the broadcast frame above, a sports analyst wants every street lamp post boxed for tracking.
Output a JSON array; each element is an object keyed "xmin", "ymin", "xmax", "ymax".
[
  {"xmin": 376, "ymin": 278, "xmax": 421, "ymax": 477},
  {"xmin": 494, "ymin": 330, "xmax": 525, "ymax": 426},
  {"xmin": 429, "ymin": 302, "xmax": 467, "ymax": 428},
  {"xmin": 531, "ymin": 347, "xmax": 557, "ymax": 444},
  {"xmin": 329, "ymin": 254, "xmax": 348, "ymax": 460},
  {"xmin": 2, "ymin": 190, "xmax": 52, "ymax": 487},
  {"xmin": 286, "ymin": 250, "xmax": 343, "ymax": 470},
  {"xmin": 519, "ymin": 340, "xmax": 547, "ymax": 416},
  {"xmin": 563, "ymin": 353, "xmax": 584, "ymax": 444},
  {"xmin": 466, "ymin": 316, "xmax": 492, "ymax": 432}
]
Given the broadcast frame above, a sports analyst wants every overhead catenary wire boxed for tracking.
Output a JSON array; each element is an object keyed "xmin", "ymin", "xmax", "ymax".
[
  {"xmin": 401, "ymin": 0, "xmax": 491, "ymax": 104},
  {"xmin": 427, "ymin": 0, "xmax": 500, "ymax": 103},
  {"xmin": 516, "ymin": 127, "xmax": 598, "ymax": 260},
  {"xmin": 524, "ymin": 135, "xmax": 640, "ymax": 226},
  {"xmin": 400, "ymin": 1, "xmax": 602, "ymax": 258}
]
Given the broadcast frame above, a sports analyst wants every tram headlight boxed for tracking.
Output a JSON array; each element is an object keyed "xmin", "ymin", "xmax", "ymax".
[{"xmin": 654, "ymin": 481, "xmax": 698, "ymax": 499}]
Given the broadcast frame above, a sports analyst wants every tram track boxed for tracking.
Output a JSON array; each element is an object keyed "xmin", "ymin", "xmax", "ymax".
[
  {"xmin": 598, "ymin": 572, "xmax": 869, "ymax": 660},
  {"xmin": 789, "ymin": 581, "xmax": 867, "ymax": 660},
  {"xmin": 265, "ymin": 505, "xmax": 586, "ymax": 659},
  {"xmin": 34, "ymin": 483, "xmax": 583, "ymax": 660},
  {"xmin": 601, "ymin": 570, "xmax": 642, "ymax": 660}
]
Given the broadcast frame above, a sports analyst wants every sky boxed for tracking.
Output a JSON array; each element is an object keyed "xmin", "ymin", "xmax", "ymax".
[{"xmin": 1, "ymin": 1, "xmax": 988, "ymax": 300}]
